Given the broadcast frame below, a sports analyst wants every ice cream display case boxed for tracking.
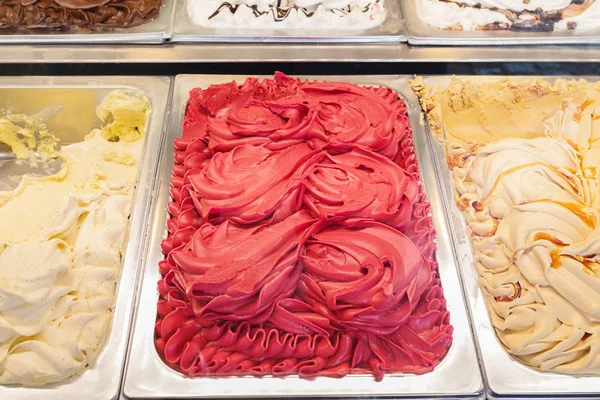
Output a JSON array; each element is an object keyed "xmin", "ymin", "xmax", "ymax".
[
  {"xmin": 0, "ymin": 70, "xmax": 598, "ymax": 400},
  {"xmin": 0, "ymin": 75, "xmax": 170, "ymax": 400},
  {"xmin": 121, "ymin": 73, "xmax": 483, "ymax": 399},
  {"xmin": 1, "ymin": 0, "xmax": 600, "ymax": 47},
  {"xmin": 0, "ymin": 2, "xmax": 599, "ymax": 400}
]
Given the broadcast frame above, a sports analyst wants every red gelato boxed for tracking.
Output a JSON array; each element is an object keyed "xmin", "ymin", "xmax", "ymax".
[{"xmin": 155, "ymin": 73, "xmax": 453, "ymax": 380}]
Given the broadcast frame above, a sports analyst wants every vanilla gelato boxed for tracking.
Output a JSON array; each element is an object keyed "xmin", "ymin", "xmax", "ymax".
[
  {"xmin": 0, "ymin": 90, "xmax": 151, "ymax": 385},
  {"xmin": 415, "ymin": 0, "xmax": 599, "ymax": 31},
  {"xmin": 412, "ymin": 76, "xmax": 600, "ymax": 374},
  {"xmin": 0, "ymin": 114, "xmax": 59, "ymax": 162}
]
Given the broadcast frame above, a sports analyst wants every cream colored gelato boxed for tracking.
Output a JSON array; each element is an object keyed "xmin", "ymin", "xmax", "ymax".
[
  {"xmin": 415, "ymin": 0, "xmax": 599, "ymax": 31},
  {"xmin": 0, "ymin": 89, "xmax": 150, "ymax": 385},
  {"xmin": 0, "ymin": 114, "xmax": 59, "ymax": 162},
  {"xmin": 412, "ymin": 76, "xmax": 600, "ymax": 375}
]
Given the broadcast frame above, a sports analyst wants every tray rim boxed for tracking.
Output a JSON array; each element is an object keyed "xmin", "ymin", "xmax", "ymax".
[
  {"xmin": 419, "ymin": 74, "xmax": 600, "ymax": 399},
  {"xmin": 122, "ymin": 73, "xmax": 484, "ymax": 400},
  {"xmin": 0, "ymin": 75, "xmax": 172, "ymax": 400}
]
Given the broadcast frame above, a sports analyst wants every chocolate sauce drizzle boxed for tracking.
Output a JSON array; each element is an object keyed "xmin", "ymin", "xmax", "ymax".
[
  {"xmin": 439, "ymin": 0, "xmax": 589, "ymax": 31},
  {"xmin": 208, "ymin": 0, "xmax": 378, "ymax": 21},
  {"xmin": 495, "ymin": 282, "xmax": 522, "ymax": 303}
]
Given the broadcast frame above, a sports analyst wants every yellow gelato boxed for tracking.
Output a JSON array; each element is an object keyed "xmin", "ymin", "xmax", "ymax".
[
  {"xmin": 0, "ymin": 114, "xmax": 59, "ymax": 162},
  {"xmin": 0, "ymin": 89, "xmax": 151, "ymax": 386},
  {"xmin": 95, "ymin": 89, "xmax": 151, "ymax": 144}
]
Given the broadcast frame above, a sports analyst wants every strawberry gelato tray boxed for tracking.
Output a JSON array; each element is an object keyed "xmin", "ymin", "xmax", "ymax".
[
  {"xmin": 122, "ymin": 74, "xmax": 483, "ymax": 399},
  {"xmin": 414, "ymin": 75, "xmax": 600, "ymax": 399},
  {"xmin": 0, "ymin": 76, "xmax": 171, "ymax": 400}
]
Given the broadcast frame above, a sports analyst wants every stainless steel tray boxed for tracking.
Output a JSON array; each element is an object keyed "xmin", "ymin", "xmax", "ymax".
[
  {"xmin": 0, "ymin": 2, "xmax": 174, "ymax": 44},
  {"xmin": 122, "ymin": 74, "xmax": 483, "ymax": 399},
  {"xmin": 402, "ymin": 0, "xmax": 600, "ymax": 46},
  {"xmin": 0, "ymin": 76, "xmax": 172, "ymax": 400},
  {"xmin": 422, "ymin": 75, "xmax": 600, "ymax": 399},
  {"xmin": 171, "ymin": 1, "xmax": 405, "ymax": 42}
]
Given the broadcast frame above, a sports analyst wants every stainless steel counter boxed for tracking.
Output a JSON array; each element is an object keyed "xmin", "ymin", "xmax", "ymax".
[{"xmin": 2, "ymin": 43, "xmax": 600, "ymax": 63}]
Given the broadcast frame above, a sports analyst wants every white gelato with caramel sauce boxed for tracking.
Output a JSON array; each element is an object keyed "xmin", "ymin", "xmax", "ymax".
[{"xmin": 412, "ymin": 76, "xmax": 600, "ymax": 374}]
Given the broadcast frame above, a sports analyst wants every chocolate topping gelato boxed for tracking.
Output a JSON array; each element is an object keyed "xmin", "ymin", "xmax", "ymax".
[{"xmin": 0, "ymin": 0, "xmax": 163, "ymax": 29}]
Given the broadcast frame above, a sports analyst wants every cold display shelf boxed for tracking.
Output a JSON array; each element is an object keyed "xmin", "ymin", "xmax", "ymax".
[
  {"xmin": 0, "ymin": 2, "xmax": 599, "ymax": 400},
  {"xmin": 1, "ymin": 43, "xmax": 600, "ymax": 63}
]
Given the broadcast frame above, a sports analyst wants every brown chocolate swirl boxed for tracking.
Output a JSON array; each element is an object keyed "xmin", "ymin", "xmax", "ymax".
[{"xmin": 0, "ymin": 0, "xmax": 163, "ymax": 29}]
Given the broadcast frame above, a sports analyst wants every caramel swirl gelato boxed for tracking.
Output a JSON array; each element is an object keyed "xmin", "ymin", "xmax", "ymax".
[{"xmin": 412, "ymin": 76, "xmax": 600, "ymax": 375}]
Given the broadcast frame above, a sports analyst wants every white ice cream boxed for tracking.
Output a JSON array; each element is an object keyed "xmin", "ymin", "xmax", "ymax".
[
  {"xmin": 557, "ymin": 1, "xmax": 600, "ymax": 30},
  {"xmin": 415, "ymin": 0, "xmax": 599, "ymax": 31},
  {"xmin": 187, "ymin": 0, "xmax": 386, "ymax": 29}
]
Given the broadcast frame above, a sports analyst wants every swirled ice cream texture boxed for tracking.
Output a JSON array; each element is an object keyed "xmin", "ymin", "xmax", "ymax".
[
  {"xmin": 415, "ymin": 0, "xmax": 599, "ymax": 31},
  {"xmin": 186, "ymin": 0, "xmax": 385, "ymax": 29},
  {"xmin": 0, "ymin": 89, "xmax": 150, "ymax": 385},
  {"xmin": 155, "ymin": 73, "xmax": 453, "ymax": 380},
  {"xmin": 412, "ymin": 76, "xmax": 600, "ymax": 374},
  {"xmin": 0, "ymin": 1, "xmax": 164, "ymax": 30}
]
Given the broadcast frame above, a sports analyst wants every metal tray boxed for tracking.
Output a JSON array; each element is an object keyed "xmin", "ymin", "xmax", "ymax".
[
  {"xmin": 171, "ymin": 1, "xmax": 405, "ymax": 42},
  {"xmin": 0, "ymin": 2, "xmax": 174, "ymax": 44},
  {"xmin": 421, "ymin": 75, "xmax": 600, "ymax": 399},
  {"xmin": 122, "ymin": 74, "xmax": 483, "ymax": 400},
  {"xmin": 402, "ymin": 0, "xmax": 600, "ymax": 46},
  {"xmin": 0, "ymin": 76, "xmax": 172, "ymax": 400}
]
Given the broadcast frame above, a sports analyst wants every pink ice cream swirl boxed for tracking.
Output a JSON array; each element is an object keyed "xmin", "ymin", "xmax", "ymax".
[{"xmin": 156, "ymin": 73, "xmax": 453, "ymax": 380}]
